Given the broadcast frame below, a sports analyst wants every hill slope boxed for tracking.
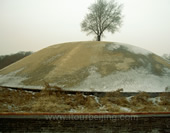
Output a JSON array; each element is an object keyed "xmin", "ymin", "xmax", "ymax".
[{"xmin": 0, "ymin": 41, "xmax": 169, "ymax": 92}]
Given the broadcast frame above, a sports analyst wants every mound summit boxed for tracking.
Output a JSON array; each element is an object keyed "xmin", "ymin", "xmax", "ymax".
[{"xmin": 0, "ymin": 41, "xmax": 170, "ymax": 92}]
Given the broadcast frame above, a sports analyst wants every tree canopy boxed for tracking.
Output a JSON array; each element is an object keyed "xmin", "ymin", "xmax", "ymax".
[{"xmin": 81, "ymin": 0, "xmax": 123, "ymax": 41}]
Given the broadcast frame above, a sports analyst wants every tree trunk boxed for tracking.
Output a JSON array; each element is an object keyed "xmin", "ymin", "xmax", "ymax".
[{"xmin": 97, "ymin": 35, "xmax": 101, "ymax": 41}]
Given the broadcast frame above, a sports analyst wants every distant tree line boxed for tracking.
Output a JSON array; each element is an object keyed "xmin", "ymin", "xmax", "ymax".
[{"xmin": 0, "ymin": 51, "xmax": 32, "ymax": 69}]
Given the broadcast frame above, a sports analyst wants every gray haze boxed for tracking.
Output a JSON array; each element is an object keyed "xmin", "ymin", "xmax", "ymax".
[{"xmin": 0, "ymin": 0, "xmax": 170, "ymax": 56}]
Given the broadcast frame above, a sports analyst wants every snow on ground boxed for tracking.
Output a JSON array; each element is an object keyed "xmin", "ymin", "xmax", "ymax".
[
  {"xmin": 116, "ymin": 42, "xmax": 152, "ymax": 55},
  {"xmin": 0, "ymin": 68, "xmax": 27, "ymax": 87},
  {"xmin": 106, "ymin": 42, "xmax": 151, "ymax": 55},
  {"xmin": 0, "ymin": 68, "xmax": 43, "ymax": 89},
  {"xmin": 0, "ymin": 66, "xmax": 169, "ymax": 92},
  {"xmin": 106, "ymin": 43, "xmax": 120, "ymax": 51},
  {"xmin": 126, "ymin": 96, "xmax": 133, "ymax": 102},
  {"xmin": 119, "ymin": 107, "xmax": 132, "ymax": 112},
  {"xmin": 149, "ymin": 97, "xmax": 161, "ymax": 105},
  {"xmin": 70, "ymin": 67, "xmax": 170, "ymax": 92}
]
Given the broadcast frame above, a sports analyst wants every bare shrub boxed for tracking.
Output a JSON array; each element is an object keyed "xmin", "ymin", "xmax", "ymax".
[
  {"xmin": 101, "ymin": 88, "xmax": 129, "ymax": 107},
  {"xmin": 85, "ymin": 96, "xmax": 100, "ymax": 110},
  {"xmin": 159, "ymin": 92, "xmax": 170, "ymax": 105},
  {"xmin": 104, "ymin": 102, "xmax": 120, "ymax": 112},
  {"xmin": 75, "ymin": 92, "xmax": 86, "ymax": 105},
  {"xmin": 64, "ymin": 95, "xmax": 76, "ymax": 107},
  {"xmin": 130, "ymin": 91, "xmax": 152, "ymax": 106},
  {"xmin": 64, "ymin": 92, "xmax": 86, "ymax": 109},
  {"xmin": 129, "ymin": 91, "xmax": 166, "ymax": 112}
]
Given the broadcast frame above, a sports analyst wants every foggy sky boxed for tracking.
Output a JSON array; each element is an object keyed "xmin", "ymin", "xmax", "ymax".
[{"xmin": 0, "ymin": 0, "xmax": 170, "ymax": 56}]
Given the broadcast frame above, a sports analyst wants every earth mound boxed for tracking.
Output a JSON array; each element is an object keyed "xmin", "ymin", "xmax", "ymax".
[{"xmin": 0, "ymin": 41, "xmax": 169, "ymax": 92}]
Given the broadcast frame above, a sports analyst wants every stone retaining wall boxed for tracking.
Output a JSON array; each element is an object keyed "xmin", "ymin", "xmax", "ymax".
[{"xmin": 0, "ymin": 114, "xmax": 170, "ymax": 133}]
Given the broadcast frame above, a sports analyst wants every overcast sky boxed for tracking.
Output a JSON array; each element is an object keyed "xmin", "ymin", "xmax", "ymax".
[{"xmin": 0, "ymin": 0, "xmax": 170, "ymax": 56}]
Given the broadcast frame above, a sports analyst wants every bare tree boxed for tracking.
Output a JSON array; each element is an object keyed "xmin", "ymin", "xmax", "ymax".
[{"xmin": 81, "ymin": 0, "xmax": 123, "ymax": 41}]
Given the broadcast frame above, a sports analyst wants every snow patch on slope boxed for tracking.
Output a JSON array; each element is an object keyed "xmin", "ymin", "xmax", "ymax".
[
  {"xmin": 116, "ymin": 43, "xmax": 152, "ymax": 55},
  {"xmin": 106, "ymin": 43, "xmax": 120, "ymax": 51},
  {"xmin": 70, "ymin": 67, "xmax": 170, "ymax": 92},
  {"xmin": 0, "ymin": 68, "xmax": 27, "ymax": 87},
  {"xmin": 0, "ymin": 68, "xmax": 43, "ymax": 89}
]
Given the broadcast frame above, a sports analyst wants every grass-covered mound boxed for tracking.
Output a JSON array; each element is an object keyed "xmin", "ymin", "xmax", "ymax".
[{"xmin": 0, "ymin": 41, "xmax": 169, "ymax": 92}]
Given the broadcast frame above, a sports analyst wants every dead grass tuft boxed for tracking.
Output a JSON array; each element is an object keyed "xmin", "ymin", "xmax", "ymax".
[{"xmin": 43, "ymin": 81, "xmax": 62, "ymax": 92}]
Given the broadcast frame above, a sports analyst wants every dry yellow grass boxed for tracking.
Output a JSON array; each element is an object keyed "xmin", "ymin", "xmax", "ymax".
[
  {"xmin": 0, "ymin": 87, "xmax": 169, "ymax": 113},
  {"xmin": 129, "ymin": 91, "xmax": 169, "ymax": 112},
  {"xmin": 0, "ymin": 87, "xmax": 34, "ymax": 112},
  {"xmin": 130, "ymin": 91, "xmax": 152, "ymax": 106},
  {"xmin": 31, "ymin": 95, "xmax": 71, "ymax": 112},
  {"xmin": 100, "ymin": 88, "xmax": 129, "ymax": 108},
  {"xmin": 159, "ymin": 92, "xmax": 170, "ymax": 106}
]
